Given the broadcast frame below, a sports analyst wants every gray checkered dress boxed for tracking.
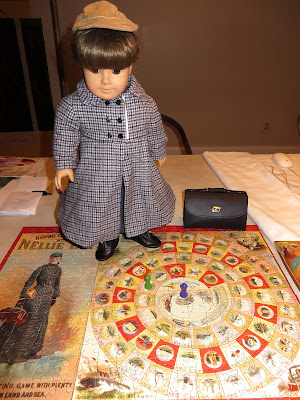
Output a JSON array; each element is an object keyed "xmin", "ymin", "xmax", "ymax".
[{"xmin": 53, "ymin": 75, "xmax": 175, "ymax": 247}]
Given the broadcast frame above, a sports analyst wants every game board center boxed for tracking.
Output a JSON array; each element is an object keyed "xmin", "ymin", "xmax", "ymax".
[
  {"xmin": 155, "ymin": 278, "xmax": 225, "ymax": 326},
  {"xmin": 171, "ymin": 290, "xmax": 211, "ymax": 318}
]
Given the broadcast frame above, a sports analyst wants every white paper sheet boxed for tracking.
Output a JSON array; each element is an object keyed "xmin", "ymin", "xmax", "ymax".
[
  {"xmin": 0, "ymin": 176, "xmax": 48, "ymax": 216},
  {"xmin": 0, "ymin": 192, "xmax": 42, "ymax": 215}
]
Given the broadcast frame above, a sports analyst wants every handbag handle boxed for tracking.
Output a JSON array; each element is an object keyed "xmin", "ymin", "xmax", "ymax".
[
  {"xmin": 206, "ymin": 188, "xmax": 227, "ymax": 193},
  {"xmin": 186, "ymin": 188, "xmax": 246, "ymax": 195}
]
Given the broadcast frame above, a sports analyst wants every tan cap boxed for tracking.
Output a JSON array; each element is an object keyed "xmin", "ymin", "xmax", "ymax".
[{"xmin": 72, "ymin": 1, "xmax": 138, "ymax": 32}]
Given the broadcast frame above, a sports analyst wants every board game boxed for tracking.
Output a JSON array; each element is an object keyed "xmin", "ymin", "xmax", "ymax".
[
  {"xmin": 1, "ymin": 226, "xmax": 300, "ymax": 400},
  {"xmin": 74, "ymin": 226, "xmax": 300, "ymax": 400},
  {"xmin": 0, "ymin": 156, "xmax": 45, "ymax": 176},
  {"xmin": 275, "ymin": 241, "xmax": 300, "ymax": 291}
]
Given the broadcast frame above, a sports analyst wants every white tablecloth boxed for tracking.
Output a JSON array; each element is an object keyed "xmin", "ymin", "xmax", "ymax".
[{"xmin": 203, "ymin": 151, "xmax": 300, "ymax": 244}]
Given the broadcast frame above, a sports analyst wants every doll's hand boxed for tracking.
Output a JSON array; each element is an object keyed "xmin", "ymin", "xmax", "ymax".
[
  {"xmin": 158, "ymin": 157, "xmax": 167, "ymax": 168},
  {"xmin": 54, "ymin": 169, "xmax": 74, "ymax": 190}
]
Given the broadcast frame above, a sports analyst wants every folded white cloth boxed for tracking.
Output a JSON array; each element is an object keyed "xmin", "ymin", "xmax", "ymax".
[{"xmin": 203, "ymin": 151, "xmax": 300, "ymax": 243}]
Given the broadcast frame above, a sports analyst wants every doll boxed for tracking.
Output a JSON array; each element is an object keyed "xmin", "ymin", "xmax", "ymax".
[{"xmin": 53, "ymin": 1, "xmax": 175, "ymax": 261}]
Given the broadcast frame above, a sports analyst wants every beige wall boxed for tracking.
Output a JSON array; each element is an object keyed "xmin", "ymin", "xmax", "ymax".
[{"xmin": 1, "ymin": 0, "xmax": 300, "ymax": 153}]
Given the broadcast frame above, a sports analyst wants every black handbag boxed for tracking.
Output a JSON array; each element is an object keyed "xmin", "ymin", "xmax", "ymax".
[{"xmin": 184, "ymin": 188, "xmax": 248, "ymax": 230}]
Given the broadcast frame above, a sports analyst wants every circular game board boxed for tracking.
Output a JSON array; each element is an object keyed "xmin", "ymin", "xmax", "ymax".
[{"xmin": 90, "ymin": 230, "xmax": 300, "ymax": 399}]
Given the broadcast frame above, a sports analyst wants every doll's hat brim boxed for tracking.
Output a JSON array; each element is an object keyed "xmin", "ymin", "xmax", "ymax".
[{"xmin": 72, "ymin": 1, "xmax": 138, "ymax": 32}]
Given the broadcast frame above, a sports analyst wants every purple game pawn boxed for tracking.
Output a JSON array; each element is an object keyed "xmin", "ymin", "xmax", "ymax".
[{"xmin": 180, "ymin": 283, "xmax": 188, "ymax": 298}]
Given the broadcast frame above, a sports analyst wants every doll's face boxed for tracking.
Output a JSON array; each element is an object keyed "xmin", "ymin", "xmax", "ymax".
[{"xmin": 83, "ymin": 66, "xmax": 132, "ymax": 100}]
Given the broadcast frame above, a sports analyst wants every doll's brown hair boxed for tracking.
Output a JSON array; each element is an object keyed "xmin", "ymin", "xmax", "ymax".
[{"xmin": 71, "ymin": 28, "xmax": 139, "ymax": 71}]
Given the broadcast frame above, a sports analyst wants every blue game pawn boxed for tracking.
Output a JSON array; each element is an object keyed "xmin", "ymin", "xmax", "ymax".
[{"xmin": 180, "ymin": 283, "xmax": 188, "ymax": 298}]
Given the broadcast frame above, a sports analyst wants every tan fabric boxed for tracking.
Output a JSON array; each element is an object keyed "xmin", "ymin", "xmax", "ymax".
[{"xmin": 73, "ymin": 1, "xmax": 138, "ymax": 32}]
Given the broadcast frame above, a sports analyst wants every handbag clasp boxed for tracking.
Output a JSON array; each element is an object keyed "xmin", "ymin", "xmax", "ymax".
[{"xmin": 212, "ymin": 205, "xmax": 221, "ymax": 213}]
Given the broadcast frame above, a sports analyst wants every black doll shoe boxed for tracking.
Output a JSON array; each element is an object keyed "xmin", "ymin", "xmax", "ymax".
[
  {"xmin": 96, "ymin": 237, "xmax": 119, "ymax": 261},
  {"xmin": 124, "ymin": 231, "xmax": 161, "ymax": 248}
]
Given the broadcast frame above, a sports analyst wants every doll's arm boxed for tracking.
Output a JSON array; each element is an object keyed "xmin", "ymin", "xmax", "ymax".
[
  {"xmin": 147, "ymin": 100, "xmax": 168, "ymax": 161},
  {"xmin": 54, "ymin": 169, "xmax": 74, "ymax": 190},
  {"xmin": 53, "ymin": 98, "xmax": 81, "ymax": 171}
]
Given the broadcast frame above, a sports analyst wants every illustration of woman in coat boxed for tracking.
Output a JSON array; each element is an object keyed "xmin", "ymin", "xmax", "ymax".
[
  {"xmin": 0, "ymin": 253, "xmax": 62, "ymax": 364},
  {"xmin": 53, "ymin": 1, "xmax": 175, "ymax": 261}
]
